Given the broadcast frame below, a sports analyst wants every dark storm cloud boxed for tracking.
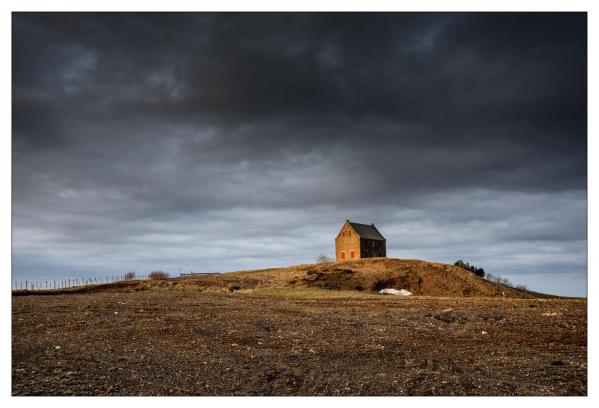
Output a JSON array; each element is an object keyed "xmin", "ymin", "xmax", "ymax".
[{"xmin": 12, "ymin": 13, "xmax": 587, "ymax": 296}]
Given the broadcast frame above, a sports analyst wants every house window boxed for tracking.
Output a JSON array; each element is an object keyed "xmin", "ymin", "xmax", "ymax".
[
  {"xmin": 350, "ymin": 250, "xmax": 355, "ymax": 258},
  {"xmin": 341, "ymin": 251, "xmax": 345, "ymax": 260}
]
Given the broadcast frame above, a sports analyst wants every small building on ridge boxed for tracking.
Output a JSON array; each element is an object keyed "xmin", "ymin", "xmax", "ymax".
[{"xmin": 335, "ymin": 220, "xmax": 386, "ymax": 261}]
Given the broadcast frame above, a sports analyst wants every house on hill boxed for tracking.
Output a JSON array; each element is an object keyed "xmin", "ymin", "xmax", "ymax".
[{"xmin": 335, "ymin": 219, "xmax": 386, "ymax": 261}]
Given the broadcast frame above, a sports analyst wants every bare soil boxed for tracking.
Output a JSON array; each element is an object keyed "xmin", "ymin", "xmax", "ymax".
[{"xmin": 12, "ymin": 290, "xmax": 586, "ymax": 396}]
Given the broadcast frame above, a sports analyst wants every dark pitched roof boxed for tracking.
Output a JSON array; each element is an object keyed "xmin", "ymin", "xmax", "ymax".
[{"xmin": 348, "ymin": 221, "xmax": 386, "ymax": 241}]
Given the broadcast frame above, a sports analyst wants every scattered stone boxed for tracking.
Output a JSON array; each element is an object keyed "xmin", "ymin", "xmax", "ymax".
[
  {"xmin": 435, "ymin": 314, "xmax": 454, "ymax": 324},
  {"xmin": 481, "ymin": 331, "xmax": 488, "ymax": 335}
]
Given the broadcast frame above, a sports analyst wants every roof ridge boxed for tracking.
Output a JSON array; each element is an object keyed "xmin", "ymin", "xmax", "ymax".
[{"xmin": 346, "ymin": 221, "xmax": 385, "ymax": 241}]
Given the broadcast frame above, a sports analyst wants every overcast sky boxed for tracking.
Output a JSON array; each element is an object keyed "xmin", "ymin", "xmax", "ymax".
[{"xmin": 12, "ymin": 13, "xmax": 587, "ymax": 296}]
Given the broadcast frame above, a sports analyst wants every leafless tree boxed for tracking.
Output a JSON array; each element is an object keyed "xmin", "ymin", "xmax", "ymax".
[
  {"xmin": 149, "ymin": 270, "xmax": 169, "ymax": 280},
  {"xmin": 316, "ymin": 254, "xmax": 333, "ymax": 264}
]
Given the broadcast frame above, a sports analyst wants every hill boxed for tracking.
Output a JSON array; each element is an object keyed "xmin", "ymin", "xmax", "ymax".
[
  {"xmin": 13, "ymin": 258, "xmax": 555, "ymax": 298},
  {"xmin": 182, "ymin": 257, "xmax": 549, "ymax": 298}
]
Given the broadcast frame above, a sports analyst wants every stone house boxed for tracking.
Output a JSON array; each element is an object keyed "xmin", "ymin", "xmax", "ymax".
[{"xmin": 335, "ymin": 219, "xmax": 386, "ymax": 261}]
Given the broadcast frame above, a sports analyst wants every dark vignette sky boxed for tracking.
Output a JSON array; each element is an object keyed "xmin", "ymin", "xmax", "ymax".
[{"xmin": 12, "ymin": 12, "xmax": 587, "ymax": 296}]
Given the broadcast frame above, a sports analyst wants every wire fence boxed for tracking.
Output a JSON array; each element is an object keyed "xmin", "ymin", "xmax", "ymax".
[
  {"xmin": 12, "ymin": 275, "xmax": 149, "ymax": 291},
  {"xmin": 179, "ymin": 272, "xmax": 221, "ymax": 277}
]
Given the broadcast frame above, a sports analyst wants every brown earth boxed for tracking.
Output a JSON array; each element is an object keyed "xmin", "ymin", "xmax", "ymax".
[{"xmin": 12, "ymin": 259, "xmax": 586, "ymax": 396}]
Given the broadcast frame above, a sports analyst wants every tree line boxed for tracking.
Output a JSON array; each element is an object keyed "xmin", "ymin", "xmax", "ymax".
[{"xmin": 453, "ymin": 259, "xmax": 485, "ymax": 277}]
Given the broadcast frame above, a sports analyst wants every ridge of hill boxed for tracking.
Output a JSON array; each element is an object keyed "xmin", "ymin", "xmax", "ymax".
[
  {"xmin": 13, "ymin": 258, "xmax": 558, "ymax": 298},
  {"xmin": 187, "ymin": 257, "xmax": 551, "ymax": 298}
]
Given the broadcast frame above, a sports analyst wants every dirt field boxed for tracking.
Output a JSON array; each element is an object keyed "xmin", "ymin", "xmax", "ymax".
[{"xmin": 12, "ymin": 290, "xmax": 586, "ymax": 396}]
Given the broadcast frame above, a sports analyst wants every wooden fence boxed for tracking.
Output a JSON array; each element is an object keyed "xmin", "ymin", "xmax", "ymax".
[{"xmin": 12, "ymin": 275, "xmax": 149, "ymax": 291}]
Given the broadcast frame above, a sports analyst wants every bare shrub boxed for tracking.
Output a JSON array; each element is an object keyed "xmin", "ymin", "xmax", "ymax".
[
  {"xmin": 149, "ymin": 271, "xmax": 169, "ymax": 280},
  {"xmin": 124, "ymin": 271, "xmax": 136, "ymax": 280},
  {"xmin": 316, "ymin": 254, "xmax": 334, "ymax": 264}
]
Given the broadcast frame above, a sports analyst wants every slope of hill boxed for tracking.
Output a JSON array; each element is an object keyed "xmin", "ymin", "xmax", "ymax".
[
  {"xmin": 14, "ymin": 258, "xmax": 554, "ymax": 298},
  {"xmin": 183, "ymin": 257, "xmax": 544, "ymax": 298}
]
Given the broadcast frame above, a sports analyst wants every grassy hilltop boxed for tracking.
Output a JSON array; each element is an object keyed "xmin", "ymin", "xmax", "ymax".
[{"xmin": 13, "ymin": 258, "xmax": 558, "ymax": 298}]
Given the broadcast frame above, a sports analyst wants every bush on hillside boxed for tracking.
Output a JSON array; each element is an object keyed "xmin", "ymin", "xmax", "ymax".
[
  {"xmin": 149, "ymin": 270, "xmax": 169, "ymax": 280},
  {"xmin": 124, "ymin": 271, "xmax": 136, "ymax": 280},
  {"xmin": 486, "ymin": 273, "xmax": 514, "ymax": 288},
  {"xmin": 454, "ymin": 260, "xmax": 485, "ymax": 277},
  {"xmin": 316, "ymin": 254, "xmax": 334, "ymax": 264}
]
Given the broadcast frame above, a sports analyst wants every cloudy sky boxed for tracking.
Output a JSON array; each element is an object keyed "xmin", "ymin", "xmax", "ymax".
[{"xmin": 12, "ymin": 13, "xmax": 587, "ymax": 296}]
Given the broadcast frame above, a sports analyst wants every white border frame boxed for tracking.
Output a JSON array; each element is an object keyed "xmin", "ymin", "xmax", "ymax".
[{"xmin": 2, "ymin": 1, "xmax": 595, "ymax": 407}]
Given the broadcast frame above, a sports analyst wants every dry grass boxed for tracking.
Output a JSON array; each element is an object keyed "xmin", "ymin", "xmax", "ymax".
[
  {"xmin": 202, "ymin": 258, "xmax": 556, "ymax": 298},
  {"xmin": 13, "ymin": 258, "xmax": 565, "ymax": 299},
  {"xmin": 245, "ymin": 287, "xmax": 376, "ymax": 299}
]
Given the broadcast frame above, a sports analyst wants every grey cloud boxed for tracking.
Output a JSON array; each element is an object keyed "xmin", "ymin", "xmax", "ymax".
[{"xmin": 12, "ymin": 12, "xmax": 587, "ymax": 296}]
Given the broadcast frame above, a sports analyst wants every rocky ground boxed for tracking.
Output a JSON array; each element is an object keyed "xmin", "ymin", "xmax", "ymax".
[{"xmin": 12, "ymin": 290, "xmax": 586, "ymax": 396}]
